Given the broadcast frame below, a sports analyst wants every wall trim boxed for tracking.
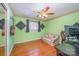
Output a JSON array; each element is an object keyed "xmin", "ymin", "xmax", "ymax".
[{"xmin": 14, "ymin": 38, "xmax": 41, "ymax": 45}]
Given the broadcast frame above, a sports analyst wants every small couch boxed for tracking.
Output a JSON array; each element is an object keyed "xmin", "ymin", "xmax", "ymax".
[{"xmin": 41, "ymin": 33, "xmax": 59, "ymax": 46}]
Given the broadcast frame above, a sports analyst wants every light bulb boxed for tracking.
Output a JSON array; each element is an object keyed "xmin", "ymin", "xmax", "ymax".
[
  {"xmin": 43, "ymin": 13, "xmax": 46, "ymax": 16},
  {"xmin": 45, "ymin": 14, "xmax": 47, "ymax": 17}
]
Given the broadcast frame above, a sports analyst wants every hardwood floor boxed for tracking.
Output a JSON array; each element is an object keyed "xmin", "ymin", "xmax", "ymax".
[
  {"xmin": 0, "ymin": 47, "xmax": 5, "ymax": 56},
  {"xmin": 10, "ymin": 39, "xmax": 57, "ymax": 56}
]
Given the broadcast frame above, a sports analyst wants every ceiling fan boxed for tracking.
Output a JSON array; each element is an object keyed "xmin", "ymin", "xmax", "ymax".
[{"xmin": 33, "ymin": 6, "xmax": 54, "ymax": 19}]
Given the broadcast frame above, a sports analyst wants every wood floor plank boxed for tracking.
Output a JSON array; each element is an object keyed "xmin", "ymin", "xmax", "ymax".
[
  {"xmin": 10, "ymin": 39, "xmax": 57, "ymax": 56},
  {"xmin": 0, "ymin": 47, "xmax": 5, "ymax": 56}
]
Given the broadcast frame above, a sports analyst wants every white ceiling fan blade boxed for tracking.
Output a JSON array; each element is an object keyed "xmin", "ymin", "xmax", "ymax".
[
  {"xmin": 33, "ymin": 10, "xmax": 40, "ymax": 14},
  {"xmin": 47, "ymin": 13, "xmax": 54, "ymax": 15},
  {"xmin": 42, "ymin": 6, "xmax": 50, "ymax": 12}
]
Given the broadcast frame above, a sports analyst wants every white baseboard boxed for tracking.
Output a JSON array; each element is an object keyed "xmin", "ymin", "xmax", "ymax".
[
  {"xmin": 14, "ymin": 38, "xmax": 41, "ymax": 45},
  {"xmin": 0, "ymin": 44, "xmax": 4, "ymax": 47}
]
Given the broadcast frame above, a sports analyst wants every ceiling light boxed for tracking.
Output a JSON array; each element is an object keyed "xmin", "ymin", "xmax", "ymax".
[
  {"xmin": 43, "ymin": 13, "xmax": 47, "ymax": 18},
  {"xmin": 44, "ymin": 14, "xmax": 47, "ymax": 17},
  {"xmin": 42, "ymin": 16, "xmax": 44, "ymax": 19},
  {"xmin": 33, "ymin": 6, "xmax": 54, "ymax": 19},
  {"xmin": 38, "ymin": 13, "xmax": 48, "ymax": 19},
  {"xmin": 43, "ymin": 13, "xmax": 46, "ymax": 16},
  {"xmin": 39, "ymin": 15, "xmax": 42, "ymax": 17}
]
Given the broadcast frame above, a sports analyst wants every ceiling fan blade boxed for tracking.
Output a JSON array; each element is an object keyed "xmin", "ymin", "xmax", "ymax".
[
  {"xmin": 42, "ymin": 7, "xmax": 50, "ymax": 12},
  {"xmin": 47, "ymin": 13, "xmax": 54, "ymax": 15},
  {"xmin": 33, "ymin": 11, "xmax": 40, "ymax": 14},
  {"xmin": 36, "ymin": 15, "xmax": 39, "ymax": 17}
]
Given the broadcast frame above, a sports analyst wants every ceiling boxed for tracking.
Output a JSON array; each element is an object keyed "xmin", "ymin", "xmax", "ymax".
[{"xmin": 7, "ymin": 3, "xmax": 79, "ymax": 20}]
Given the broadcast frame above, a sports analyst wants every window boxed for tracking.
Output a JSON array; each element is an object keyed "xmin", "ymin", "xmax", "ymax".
[{"xmin": 29, "ymin": 21, "xmax": 38, "ymax": 32}]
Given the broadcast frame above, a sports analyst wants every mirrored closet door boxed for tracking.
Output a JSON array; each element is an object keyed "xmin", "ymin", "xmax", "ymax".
[{"xmin": 0, "ymin": 3, "xmax": 6, "ymax": 56}]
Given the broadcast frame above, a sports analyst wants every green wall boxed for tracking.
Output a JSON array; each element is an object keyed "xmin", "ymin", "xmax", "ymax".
[
  {"xmin": 14, "ymin": 16, "xmax": 46, "ymax": 44},
  {"xmin": 0, "ymin": 13, "xmax": 5, "ymax": 46},
  {"xmin": 1, "ymin": 11, "xmax": 79, "ymax": 46},
  {"xmin": 14, "ymin": 11, "xmax": 79, "ymax": 44},
  {"xmin": 46, "ymin": 11, "xmax": 79, "ymax": 35}
]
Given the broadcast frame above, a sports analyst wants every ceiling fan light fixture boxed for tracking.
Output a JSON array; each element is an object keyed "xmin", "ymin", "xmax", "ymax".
[
  {"xmin": 43, "ymin": 13, "xmax": 46, "ymax": 16},
  {"xmin": 39, "ymin": 15, "xmax": 42, "ymax": 17},
  {"xmin": 33, "ymin": 6, "xmax": 54, "ymax": 19},
  {"xmin": 42, "ymin": 13, "xmax": 47, "ymax": 18},
  {"xmin": 44, "ymin": 14, "xmax": 47, "ymax": 17},
  {"xmin": 42, "ymin": 16, "xmax": 44, "ymax": 19},
  {"xmin": 44, "ymin": 9, "xmax": 46, "ymax": 11}
]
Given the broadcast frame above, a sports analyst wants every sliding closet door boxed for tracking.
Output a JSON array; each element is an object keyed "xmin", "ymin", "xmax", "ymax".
[{"xmin": 5, "ymin": 4, "xmax": 14, "ymax": 56}]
